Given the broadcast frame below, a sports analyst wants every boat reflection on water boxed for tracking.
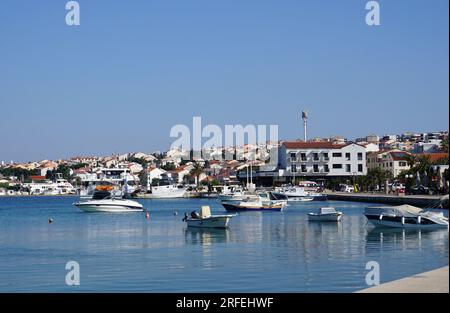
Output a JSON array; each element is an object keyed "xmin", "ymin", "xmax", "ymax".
[
  {"xmin": 365, "ymin": 227, "xmax": 449, "ymax": 252},
  {"xmin": 184, "ymin": 227, "xmax": 230, "ymax": 246},
  {"xmin": 307, "ymin": 218, "xmax": 342, "ymax": 232}
]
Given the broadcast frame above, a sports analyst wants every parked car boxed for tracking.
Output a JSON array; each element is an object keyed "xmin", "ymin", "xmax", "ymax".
[
  {"xmin": 390, "ymin": 182, "xmax": 405, "ymax": 192},
  {"xmin": 338, "ymin": 184, "xmax": 354, "ymax": 193},
  {"xmin": 410, "ymin": 185, "xmax": 430, "ymax": 195}
]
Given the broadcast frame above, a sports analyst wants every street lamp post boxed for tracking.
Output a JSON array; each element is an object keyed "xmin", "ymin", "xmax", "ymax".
[{"xmin": 405, "ymin": 174, "xmax": 413, "ymax": 194}]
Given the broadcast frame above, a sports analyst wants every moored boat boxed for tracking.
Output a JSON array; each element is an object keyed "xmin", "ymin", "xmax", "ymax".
[
  {"xmin": 221, "ymin": 194, "xmax": 285, "ymax": 212},
  {"xmin": 277, "ymin": 185, "xmax": 327, "ymax": 201},
  {"xmin": 308, "ymin": 207, "xmax": 342, "ymax": 222},
  {"xmin": 74, "ymin": 190, "xmax": 144, "ymax": 212},
  {"xmin": 288, "ymin": 197, "xmax": 314, "ymax": 202},
  {"xmin": 183, "ymin": 206, "xmax": 235, "ymax": 228},
  {"xmin": 364, "ymin": 205, "xmax": 448, "ymax": 229}
]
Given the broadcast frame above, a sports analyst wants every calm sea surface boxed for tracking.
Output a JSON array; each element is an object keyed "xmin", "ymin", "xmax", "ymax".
[{"xmin": 0, "ymin": 196, "xmax": 448, "ymax": 292}]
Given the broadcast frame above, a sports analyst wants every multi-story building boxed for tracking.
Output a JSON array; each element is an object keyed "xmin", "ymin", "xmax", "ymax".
[
  {"xmin": 279, "ymin": 141, "xmax": 367, "ymax": 179},
  {"xmin": 366, "ymin": 150, "xmax": 411, "ymax": 178}
]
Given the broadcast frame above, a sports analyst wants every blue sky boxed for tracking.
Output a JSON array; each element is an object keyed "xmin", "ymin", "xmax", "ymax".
[{"xmin": 0, "ymin": 0, "xmax": 448, "ymax": 162}]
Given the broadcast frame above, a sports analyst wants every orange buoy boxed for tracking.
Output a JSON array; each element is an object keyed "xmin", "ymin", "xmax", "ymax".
[{"xmin": 145, "ymin": 212, "xmax": 150, "ymax": 219}]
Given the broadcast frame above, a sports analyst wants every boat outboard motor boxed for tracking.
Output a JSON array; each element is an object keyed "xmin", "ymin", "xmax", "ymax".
[{"xmin": 182, "ymin": 213, "xmax": 188, "ymax": 222}]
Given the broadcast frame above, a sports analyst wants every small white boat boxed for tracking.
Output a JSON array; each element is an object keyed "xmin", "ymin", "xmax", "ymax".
[
  {"xmin": 365, "ymin": 205, "xmax": 448, "ymax": 229},
  {"xmin": 308, "ymin": 207, "xmax": 342, "ymax": 222},
  {"xmin": 74, "ymin": 191, "xmax": 144, "ymax": 212},
  {"xmin": 183, "ymin": 206, "xmax": 235, "ymax": 228},
  {"xmin": 278, "ymin": 185, "xmax": 328, "ymax": 201},
  {"xmin": 288, "ymin": 197, "xmax": 314, "ymax": 202}
]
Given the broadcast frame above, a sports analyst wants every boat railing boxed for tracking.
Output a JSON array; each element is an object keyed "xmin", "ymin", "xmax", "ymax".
[{"xmin": 423, "ymin": 194, "xmax": 449, "ymax": 210}]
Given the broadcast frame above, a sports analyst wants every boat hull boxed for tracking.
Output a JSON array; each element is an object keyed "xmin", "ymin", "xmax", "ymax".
[
  {"xmin": 142, "ymin": 187, "xmax": 188, "ymax": 199},
  {"xmin": 308, "ymin": 213, "xmax": 342, "ymax": 222},
  {"xmin": 288, "ymin": 197, "xmax": 314, "ymax": 202},
  {"xmin": 74, "ymin": 199, "xmax": 143, "ymax": 213},
  {"xmin": 365, "ymin": 214, "xmax": 448, "ymax": 229},
  {"xmin": 283, "ymin": 194, "xmax": 328, "ymax": 201},
  {"xmin": 186, "ymin": 216, "xmax": 232, "ymax": 228},
  {"xmin": 222, "ymin": 203, "xmax": 283, "ymax": 212}
]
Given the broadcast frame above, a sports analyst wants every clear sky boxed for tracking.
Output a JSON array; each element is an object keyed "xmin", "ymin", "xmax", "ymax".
[{"xmin": 0, "ymin": 0, "xmax": 448, "ymax": 162}]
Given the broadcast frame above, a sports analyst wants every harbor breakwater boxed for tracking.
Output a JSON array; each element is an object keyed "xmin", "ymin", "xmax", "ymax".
[{"xmin": 326, "ymin": 192, "xmax": 449, "ymax": 209}]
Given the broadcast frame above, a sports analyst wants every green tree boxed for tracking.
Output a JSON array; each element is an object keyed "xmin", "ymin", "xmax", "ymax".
[
  {"xmin": 189, "ymin": 162, "xmax": 204, "ymax": 187},
  {"xmin": 128, "ymin": 157, "xmax": 149, "ymax": 169},
  {"xmin": 70, "ymin": 163, "xmax": 88, "ymax": 170},
  {"xmin": 0, "ymin": 168, "xmax": 40, "ymax": 181},
  {"xmin": 138, "ymin": 170, "xmax": 147, "ymax": 187},
  {"xmin": 46, "ymin": 164, "xmax": 71, "ymax": 180},
  {"xmin": 366, "ymin": 168, "xmax": 393, "ymax": 191},
  {"xmin": 161, "ymin": 163, "xmax": 176, "ymax": 171},
  {"xmin": 441, "ymin": 137, "xmax": 449, "ymax": 152},
  {"xmin": 404, "ymin": 154, "xmax": 417, "ymax": 168}
]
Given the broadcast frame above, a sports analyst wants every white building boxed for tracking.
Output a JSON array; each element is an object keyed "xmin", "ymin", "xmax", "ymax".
[
  {"xmin": 366, "ymin": 134, "xmax": 380, "ymax": 143},
  {"xmin": 362, "ymin": 142, "xmax": 380, "ymax": 153},
  {"xmin": 132, "ymin": 152, "xmax": 157, "ymax": 163},
  {"xmin": 366, "ymin": 150, "xmax": 411, "ymax": 178},
  {"xmin": 147, "ymin": 167, "xmax": 167, "ymax": 183},
  {"xmin": 279, "ymin": 141, "xmax": 367, "ymax": 178}
]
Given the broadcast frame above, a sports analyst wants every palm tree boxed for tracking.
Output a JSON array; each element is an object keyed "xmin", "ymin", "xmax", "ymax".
[
  {"xmin": 441, "ymin": 137, "xmax": 449, "ymax": 152},
  {"xmin": 367, "ymin": 168, "xmax": 393, "ymax": 192},
  {"xmin": 190, "ymin": 162, "xmax": 204, "ymax": 187},
  {"xmin": 404, "ymin": 154, "xmax": 417, "ymax": 168},
  {"xmin": 415, "ymin": 155, "xmax": 432, "ymax": 175}
]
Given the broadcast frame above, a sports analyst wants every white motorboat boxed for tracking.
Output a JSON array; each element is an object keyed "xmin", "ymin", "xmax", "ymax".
[
  {"xmin": 183, "ymin": 206, "xmax": 235, "ymax": 228},
  {"xmin": 219, "ymin": 187, "xmax": 246, "ymax": 201},
  {"xmin": 288, "ymin": 197, "xmax": 314, "ymax": 202},
  {"xmin": 278, "ymin": 185, "xmax": 327, "ymax": 201},
  {"xmin": 145, "ymin": 184, "xmax": 187, "ymax": 199},
  {"xmin": 219, "ymin": 190, "xmax": 253, "ymax": 202},
  {"xmin": 221, "ymin": 193, "xmax": 286, "ymax": 212},
  {"xmin": 308, "ymin": 207, "xmax": 342, "ymax": 222},
  {"xmin": 140, "ymin": 174, "xmax": 187, "ymax": 199},
  {"xmin": 364, "ymin": 205, "xmax": 448, "ymax": 229},
  {"xmin": 74, "ymin": 190, "xmax": 144, "ymax": 212}
]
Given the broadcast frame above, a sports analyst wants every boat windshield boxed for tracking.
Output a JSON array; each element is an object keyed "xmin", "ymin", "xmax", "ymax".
[
  {"xmin": 92, "ymin": 191, "xmax": 112, "ymax": 200},
  {"xmin": 320, "ymin": 207, "xmax": 337, "ymax": 214}
]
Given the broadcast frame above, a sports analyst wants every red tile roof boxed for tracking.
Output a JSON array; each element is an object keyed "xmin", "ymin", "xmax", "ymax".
[
  {"xmin": 389, "ymin": 151, "xmax": 411, "ymax": 161},
  {"xmin": 414, "ymin": 153, "xmax": 449, "ymax": 163}
]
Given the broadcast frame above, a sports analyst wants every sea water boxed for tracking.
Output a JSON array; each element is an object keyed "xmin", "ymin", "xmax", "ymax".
[{"xmin": 0, "ymin": 196, "xmax": 447, "ymax": 292}]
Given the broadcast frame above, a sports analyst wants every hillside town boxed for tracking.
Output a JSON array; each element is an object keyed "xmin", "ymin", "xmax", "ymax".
[{"xmin": 0, "ymin": 130, "xmax": 448, "ymax": 197}]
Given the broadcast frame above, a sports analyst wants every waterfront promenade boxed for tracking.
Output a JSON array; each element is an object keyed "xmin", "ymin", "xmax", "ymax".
[
  {"xmin": 326, "ymin": 192, "xmax": 448, "ymax": 208},
  {"xmin": 357, "ymin": 266, "xmax": 449, "ymax": 293}
]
